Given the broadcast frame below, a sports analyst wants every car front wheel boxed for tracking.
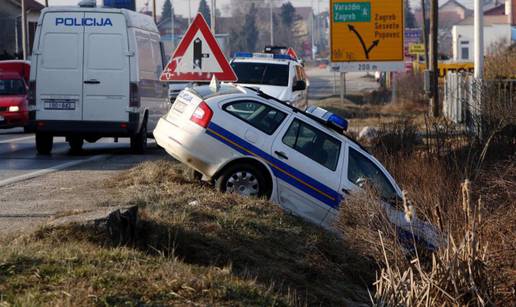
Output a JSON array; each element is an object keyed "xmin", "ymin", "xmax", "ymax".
[{"xmin": 215, "ymin": 163, "xmax": 270, "ymax": 198}]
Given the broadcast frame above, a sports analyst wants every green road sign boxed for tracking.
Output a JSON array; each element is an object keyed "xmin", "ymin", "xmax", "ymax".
[{"xmin": 333, "ymin": 2, "xmax": 371, "ymax": 23}]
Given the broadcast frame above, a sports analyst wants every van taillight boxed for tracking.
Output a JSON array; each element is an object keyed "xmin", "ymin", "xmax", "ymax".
[
  {"xmin": 190, "ymin": 101, "xmax": 213, "ymax": 128},
  {"xmin": 129, "ymin": 82, "xmax": 140, "ymax": 107},
  {"xmin": 28, "ymin": 81, "xmax": 36, "ymax": 106}
]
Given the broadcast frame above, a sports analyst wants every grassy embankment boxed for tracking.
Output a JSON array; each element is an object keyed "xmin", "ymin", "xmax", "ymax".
[{"xmin": 0, "ymin": 161, "xmax": 375, "ymax": 306}]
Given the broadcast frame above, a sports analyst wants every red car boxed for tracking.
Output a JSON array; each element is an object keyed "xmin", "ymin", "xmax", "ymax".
[{"xmin": 0, "ymin": 61, "xmax": 30, "ymax": 130}]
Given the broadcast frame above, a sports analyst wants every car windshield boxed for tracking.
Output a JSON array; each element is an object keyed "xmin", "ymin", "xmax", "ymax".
[
  {"xmin": 231, "ymin": 62, "xmax": 289, "ymax": 86},
  {"xmin": 0, "ymin": 79, "xmax": 26, "ymax": 95}
]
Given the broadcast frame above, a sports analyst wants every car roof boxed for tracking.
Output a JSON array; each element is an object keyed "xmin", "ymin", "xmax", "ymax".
[
  {"xmin": 231, "ymin": 57, "xmax": 292, "ymax": 65},
  {"xmin": 187, "ymin": 84, "xmax": 246, "ymax": 100},
  {"xmin": 188, "ymin": 84, "xmax": 367, "ymax": 152}
]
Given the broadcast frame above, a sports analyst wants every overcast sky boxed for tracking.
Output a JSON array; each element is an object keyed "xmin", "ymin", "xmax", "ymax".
[{"xmin": 36, "ymin": 0, "xmax": 479, "ymax": 18}]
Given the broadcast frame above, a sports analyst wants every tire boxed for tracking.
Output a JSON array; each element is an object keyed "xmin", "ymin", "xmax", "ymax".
[
  {"xmin": 130, "ymin": 121, "xmax": 147, "ymax": 154},
  {"xmin": 215, "ymin": 163, "xmax": 270, "ymax": 198},
  {"xmin": 23, "ymin": 126, "xmax": 31, "ymax": 134},
  {"xmin": 68, "ymin": 137, "xmax": 84, "ymax": 153},
  {"xmin": 35, "ymin": 133, "xmax": 53, "ymax": 155}
]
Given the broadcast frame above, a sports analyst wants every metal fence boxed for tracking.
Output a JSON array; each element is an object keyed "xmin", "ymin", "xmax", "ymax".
[{"xmin": 444, "ymin": 72, "xmax": 515, "ymax": 138}]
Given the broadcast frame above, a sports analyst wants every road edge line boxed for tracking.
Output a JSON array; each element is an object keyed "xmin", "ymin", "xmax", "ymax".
[{"xmin": 0, "ymin": 155, "xmax": 110, "ymax": 188}]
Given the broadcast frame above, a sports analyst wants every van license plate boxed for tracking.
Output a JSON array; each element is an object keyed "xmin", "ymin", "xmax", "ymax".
[{"xmin": 44, "ymin": 100, "xmax": 76, "ymax": 110}]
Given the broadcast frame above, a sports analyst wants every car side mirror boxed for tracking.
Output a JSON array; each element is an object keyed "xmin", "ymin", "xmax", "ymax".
[{"xmin": 292, "ymin": 80, "xmax": 306, "ymax": 91}]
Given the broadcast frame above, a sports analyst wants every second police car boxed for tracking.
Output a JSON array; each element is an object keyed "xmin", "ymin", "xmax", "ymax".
[
  {"xmin": 230, "ymin": 52, "xmax": 309, "ymax": 110},
  {"xmin": 154, "ymin": 84, "xmax": 441, "ymax": 249}
]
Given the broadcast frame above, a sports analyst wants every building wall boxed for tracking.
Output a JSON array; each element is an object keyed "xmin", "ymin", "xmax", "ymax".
[
  {"xmin": 0, "ymin": 0, "xmax": 21, "ymax": 56},
  {"xmin": 0, "ymin": 0, "xmax": 41, "ymax": 58},
  {"xmin": 452, "ymin": 23, "xmax": 512, "ymax": 61}
]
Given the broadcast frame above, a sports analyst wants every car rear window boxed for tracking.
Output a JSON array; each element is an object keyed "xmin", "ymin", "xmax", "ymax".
[
  {"xmin": 0, "ymin": 79, "xmax": 26, "ymax": 95},
  {"xmin": 231, "ymin": 62, "xmax": 289, "ymax": 86},
  {"xmin": 223, "ymin": 100, "xmax": 287, "ymax": 135}
]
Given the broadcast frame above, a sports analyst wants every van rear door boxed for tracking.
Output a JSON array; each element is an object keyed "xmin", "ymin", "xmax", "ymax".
[
  {"xmin": 36, "ymin": 12, "xmax": 84, "ymax": 121},
  {"xmin": 82, "ymin": 13, "xmax": 130, "ymax": 122}
]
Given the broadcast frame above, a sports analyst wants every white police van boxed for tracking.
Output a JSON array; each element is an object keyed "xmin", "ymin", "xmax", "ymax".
[
  {"xmin": 154, "ymin": 84, "xmax": 441, "ymax": 249},
  {"xmin": 230, "ymin": 52, "xmax": 309, "ymax": 110},
  {"xmin": 28, "ymin": 3, "xmax": 168, "ymax": 154}
]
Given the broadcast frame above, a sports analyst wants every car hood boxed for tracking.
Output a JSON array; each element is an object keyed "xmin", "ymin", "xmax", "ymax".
[
  {"xmin": 236, "ymin": 84, "xmax": 290, "ymax": 102},
  {"xmin": 0, "ymin": 95, "xmax": 26, "ymax": 107}
]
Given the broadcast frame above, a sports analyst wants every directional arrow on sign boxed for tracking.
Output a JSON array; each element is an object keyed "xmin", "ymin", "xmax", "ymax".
[{"xmin": 348, "ymin": 24, "xmax": 380, "ymax": 60}]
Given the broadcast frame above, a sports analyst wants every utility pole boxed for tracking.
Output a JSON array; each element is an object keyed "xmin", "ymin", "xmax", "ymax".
[
  {"xmin": 21, "ymin": 0, "xmax": 27, "ymax": 60},
  {"xmin": 311, "ymin": 0, "xmax": 315, "ymax": 61},
  {"xmin": 429, "ymin": 0, "xmax": 439, "ymax": 117},
  {"xmin": 152, "ymin": 0, "xmax": 157, "ymax": 23},
  {"xmin": 420, "ymin": 0, "xmax": 429, "ymax": 67},
  {"xmin": 171, "ymin": 2, "xmax": 175, "ymax": 49},
  {"xmin": 211, "ymin": 0, "xmax": 216, "ymax": 34},
  {"xmin": 269, "ymin": 0, "xmax": 274, "ymax": 45},
  {"xmin": 474, "ymin": 0, "xmax": 484, "ymax": 79},
  {"xmin": 45, "ymin": 0, "xmax": 48, "ymax": 6}
]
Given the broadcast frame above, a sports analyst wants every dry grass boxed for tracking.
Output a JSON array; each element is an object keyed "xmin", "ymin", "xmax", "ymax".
[
  {"xmin": 315, "ymin": 97, "xmax": 427, "ymax": 131},
  {"xmin": 0, "ymin": 161, "xmax": 375, "ymax": 306},
  {"xmin": 373, "ymin": 181, "xmax": 495, "ymax": 306},
  {"xmin": 336, "ymin": 116, "xmax": 516, "ymax": 305}
]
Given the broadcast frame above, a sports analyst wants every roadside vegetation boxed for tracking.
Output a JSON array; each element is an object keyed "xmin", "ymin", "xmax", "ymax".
[{"xmin": 1, "ymin": 55, "xmax": 514, "ymax": 306}]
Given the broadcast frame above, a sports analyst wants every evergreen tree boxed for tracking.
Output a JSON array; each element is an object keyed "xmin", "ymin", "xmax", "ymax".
[
  {"xmin": 405, "ymin": 0, "xmax": 417, "ymax": 28},
  {"xmin": 197, "ymin": 0, "xmax": 211, "ymax": 27},
  {"xmin": 160, "ymin": 0, "xmax": 174, "ymax": 23},
  {"xmin": 280, "ymin": 1, "xmax": 296, "ymax": 27},
  {"xmin": 243, "ymin": 4, "xmax": 258, "ymax": 52}
]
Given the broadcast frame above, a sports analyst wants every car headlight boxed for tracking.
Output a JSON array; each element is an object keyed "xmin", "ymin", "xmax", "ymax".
[{"xmin": 8, "ymin": 106, "xmax": 20, "ymax": 112}]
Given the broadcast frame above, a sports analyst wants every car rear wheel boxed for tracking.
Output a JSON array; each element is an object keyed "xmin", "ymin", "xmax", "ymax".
[
  {"xmin": 36, "ymin": 133, "xmax": 53, "ymax": 155},
  {"xmin": 130, "ymin": 121, "xmax": 147, "ymax": 154},
  {"xmin": 68, "ymin": 137, "xmax": 83, "ymax": 153},
  {"xmin": 215, "ymin": 163, "xmax": 270, "ymax": 198}
]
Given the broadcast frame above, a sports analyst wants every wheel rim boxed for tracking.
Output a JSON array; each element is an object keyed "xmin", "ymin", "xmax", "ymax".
[{"xmin": 225, "ymin": 171, "xmax": 259, "ymax": 196}]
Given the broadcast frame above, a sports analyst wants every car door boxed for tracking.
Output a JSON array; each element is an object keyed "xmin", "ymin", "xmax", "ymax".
[
  {"xmin": 82, "ymin": 12, "xmax": 130, "ymax": 122},
  {"xmin": 36, "ymin": 12, "xmax": 84, "ymax": 121},
  {"xmin": 271, "ymin": 116, "xmax": 343, "ymax": 225}
]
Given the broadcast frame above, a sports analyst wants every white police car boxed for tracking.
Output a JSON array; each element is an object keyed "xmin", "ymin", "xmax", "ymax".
[
  {"xmin": 154, "ymin": 84, "xmax": 440, "ymax": 249},
  {"xmin": 230, "ymin": 52, "xmax": 309, "ymax": 110}
]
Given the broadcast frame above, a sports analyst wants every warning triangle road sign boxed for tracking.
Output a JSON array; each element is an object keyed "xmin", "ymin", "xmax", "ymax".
[
  {"xmin": 160, "ymin": 14, "xmax": 237, "ymax": 82},
  {"xmin": 287, "ymin": 48, "xmax": 299, "ymax": 61}
]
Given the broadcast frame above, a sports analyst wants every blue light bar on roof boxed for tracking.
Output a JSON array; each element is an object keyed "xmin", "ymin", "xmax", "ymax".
[
  {"xmin": 305, "ymin": 105, "xmax": 349, "ymax": 132},
  {"xmin": 233, "ymin": 52, "xmax": 294, "ymax": 61},
  {"xmin": 233, "ymin": 52, "xmax": 253, "ymax": 58}
]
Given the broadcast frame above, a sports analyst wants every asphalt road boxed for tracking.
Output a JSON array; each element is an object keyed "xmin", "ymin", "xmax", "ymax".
[
  {"xmin": 0, "ymin": 127, "xmax": 167, "ymax": 236},
  {"xmin": 0, "ymin": 127, "xmax": 162, "ymax": 187}
]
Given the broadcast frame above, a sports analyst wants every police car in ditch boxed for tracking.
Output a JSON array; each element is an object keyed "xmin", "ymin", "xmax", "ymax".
[
  {"xmin": 153, "ymin": 83, "xmax": 441, "ymax": 249},
  {"xmin": 230, "ymin": 52, "xmax": 309, "ymax": 110}
]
